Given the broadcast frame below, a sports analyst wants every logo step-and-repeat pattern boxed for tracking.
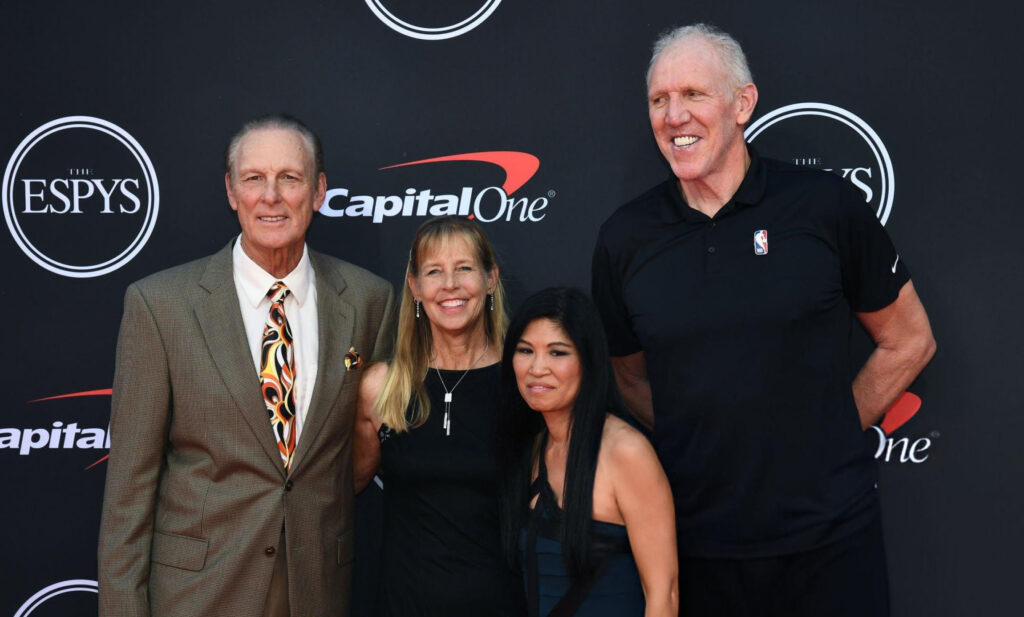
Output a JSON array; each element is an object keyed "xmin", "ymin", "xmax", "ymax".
[
  {"xmin": 365, "ymin": 0, "xmax": 502, "ymax": 40},
  {"xmin": 13, "ymin": 581, "xmax": 97, "ymax": 617},
  {"xmin": 745, "ymin": 102, "xmax": 895, "ymax": 225},
  {"xmin": 3, "ymin": 2, "xmax": 1011, "ymax": 616},
  {"xmin": 3, "ymin": 116, "xmax": 158, "ymax": 278},
  {"xmin": 321, "ymin": 151, "xmax": 551, "ymax": 223}
]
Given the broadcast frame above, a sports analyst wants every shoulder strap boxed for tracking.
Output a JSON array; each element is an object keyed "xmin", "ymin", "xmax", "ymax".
[{"xmin": 534, "ymin": 432, "xmax": 561, "ymax": 515}]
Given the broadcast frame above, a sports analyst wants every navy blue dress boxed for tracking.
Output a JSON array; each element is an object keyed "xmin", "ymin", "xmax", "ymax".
[{"xmin": 520, "ymin": 442, "xmax": 645, "ymax": 617}]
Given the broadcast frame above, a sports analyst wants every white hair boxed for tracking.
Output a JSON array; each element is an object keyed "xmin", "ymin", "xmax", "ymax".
[{"xmin": 646, "ymin": 23, "xmax": 753, "ymax": 92}]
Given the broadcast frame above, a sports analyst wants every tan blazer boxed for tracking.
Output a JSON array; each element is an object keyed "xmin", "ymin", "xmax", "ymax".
[{"xmin": 98, "ymin": 242, "xmax": 394, "ymax": 617}]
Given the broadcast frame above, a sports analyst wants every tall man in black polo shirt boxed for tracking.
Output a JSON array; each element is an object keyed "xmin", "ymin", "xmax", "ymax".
[{"xmin": 592, "ymin": 23, "xmax": 936, "ymax": 616}]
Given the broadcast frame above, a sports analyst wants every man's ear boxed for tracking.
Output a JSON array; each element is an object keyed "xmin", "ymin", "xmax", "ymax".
[
  {"xmin": 225, "ymin": 173, "xmax": 239, "ymax": 212},
  {"xmin": 313, "ymin": 172, "xmax": 326, "ymax": 212},
  {"xmin": 735, "ymin": 83, "xmax": 758, "ymax": 125}
]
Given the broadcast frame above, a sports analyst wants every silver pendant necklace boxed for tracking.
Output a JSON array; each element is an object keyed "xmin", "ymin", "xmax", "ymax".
[{"xmin": 433, "ymin": 340, "xmax": 489, "ymax": 436}]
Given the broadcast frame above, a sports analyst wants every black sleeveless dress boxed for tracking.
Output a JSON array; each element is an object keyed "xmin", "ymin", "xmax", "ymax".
[
  {"xmin": 377, "ymin": 363, "xmax": 526, "ymax": 616},
  {"xmin": 519, "ymin": 437, "xmax": 645, "ymax": 617}
]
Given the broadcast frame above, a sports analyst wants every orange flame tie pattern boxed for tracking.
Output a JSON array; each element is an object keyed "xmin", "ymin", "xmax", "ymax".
[{"xmin": 260, "ymin": 281, "xmax": 297, "ymax": 471}]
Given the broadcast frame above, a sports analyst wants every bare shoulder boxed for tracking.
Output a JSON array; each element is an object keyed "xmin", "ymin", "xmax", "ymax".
[
  {"xmin": 357, "ymin": 362, "xmax": 389, "ymax": 431},
  {"xmin": 359, "ymin": 362, "xmax": 388, "ymax": 399},
  {"xmin": 594, "ymin": 414, "xmax": 668, "ymax": 524},
  {"xmin": 600, "ymin": 414, "xmax": 659, "ymax": 469}
]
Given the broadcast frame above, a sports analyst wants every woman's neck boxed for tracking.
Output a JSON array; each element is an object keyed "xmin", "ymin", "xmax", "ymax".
[
  {"xmin": 430, "ymin": 325, "xmax": 493, "ymax": 370},
  {"xmin": 542, "ymin": 409, "xmax": 572, "ymax": 450}
]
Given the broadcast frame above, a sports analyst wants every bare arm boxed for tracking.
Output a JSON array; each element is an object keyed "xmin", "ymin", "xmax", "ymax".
[
  {"xmin": 854, "ymin": 281, "xmax": 936, "ymax": 429},
  {"xmin": 353, "ymin": 362, "xmax": 387, "ymax": 493},
  {"xmin": 609, "ymin": 428, "xmax": 679, "ymax": 617},
  {"xmin": 611, "ymin": 352, "xmax": 654, "ymax": 430}
]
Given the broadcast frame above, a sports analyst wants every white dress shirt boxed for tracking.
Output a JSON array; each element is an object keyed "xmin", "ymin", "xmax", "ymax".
[{"xmin": 232, "ymin": 237, "xmax": 319, "ymax": 444}]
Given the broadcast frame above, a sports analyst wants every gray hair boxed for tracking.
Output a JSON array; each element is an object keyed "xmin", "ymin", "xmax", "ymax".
[
  {"xmin": 224, "ymin": 113, "xmax": 324, "ymax": 181},
  {"xmin": 646, "ymin": 23, "xmax": 753, "ymax": 92}
]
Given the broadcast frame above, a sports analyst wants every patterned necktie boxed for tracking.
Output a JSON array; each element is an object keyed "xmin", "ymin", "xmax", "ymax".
[{"xmin": 260, "ymin": 281, "xmax": 297, "ymax": 471}]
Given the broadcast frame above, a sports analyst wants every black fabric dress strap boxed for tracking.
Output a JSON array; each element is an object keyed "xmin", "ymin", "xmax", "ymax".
[{"xmin": 524, "ymin": 431, "xmax": 632, "ymax": 617}]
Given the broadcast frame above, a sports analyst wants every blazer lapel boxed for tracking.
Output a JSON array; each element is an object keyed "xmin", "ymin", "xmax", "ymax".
[
  {"xmin": 289, "ymin": 252, "xmax": 354, "ymax": 476},
  {"xmin": 195, "ymin": 243, "xmax": 286, "ymax": 477}
]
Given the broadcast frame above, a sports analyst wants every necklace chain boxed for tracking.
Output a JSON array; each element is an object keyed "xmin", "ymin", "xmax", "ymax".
[{"xmin": 433, "ymin": 340, "xmax": 489, "ymax": 436}]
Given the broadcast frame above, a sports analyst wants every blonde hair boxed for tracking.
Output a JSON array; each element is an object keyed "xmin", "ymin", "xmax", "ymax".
[{"xmin": 375, "ymin": 216, "xmax": 508, "ymax": 432}]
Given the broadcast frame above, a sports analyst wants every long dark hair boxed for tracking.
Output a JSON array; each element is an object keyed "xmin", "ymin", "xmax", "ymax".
[{"xmin": 497, "ymin": 287, "xmax": 627, "ymax": 580}]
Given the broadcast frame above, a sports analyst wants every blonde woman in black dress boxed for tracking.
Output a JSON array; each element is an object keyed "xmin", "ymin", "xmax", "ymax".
[{"xmin": 354, "ymin": 216, "xmax": 525, "ymax": 616}]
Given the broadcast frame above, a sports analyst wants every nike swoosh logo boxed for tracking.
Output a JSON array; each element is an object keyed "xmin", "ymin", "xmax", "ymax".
[{"xmin": 891, "ymin": 255, "xmax": 900, "ymax": 274}]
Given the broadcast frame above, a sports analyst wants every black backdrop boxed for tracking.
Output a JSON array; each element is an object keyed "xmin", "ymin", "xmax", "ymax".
[{"xmin": 3, "ymin": 1, "xmax": 1021, "ymax": 615}]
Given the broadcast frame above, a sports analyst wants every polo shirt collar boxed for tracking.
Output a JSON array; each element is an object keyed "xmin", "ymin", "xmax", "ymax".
[
  {"xmin": 732, "ymin": 144, "xmax": 767, "ymax": 207},
  {"xmin": 668, "ymin": 144, "xmax": 768, "ymax": 221},
  {"xmin": 233, "ymin": 235, "xmax": 314, "ymax": 308}
]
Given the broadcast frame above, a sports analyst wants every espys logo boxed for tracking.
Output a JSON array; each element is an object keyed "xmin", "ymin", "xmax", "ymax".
[
  {"xmin": 745, "ymin": 103, "xmax": 895, "ymax": 225},
  {"xmin": 15, "ymin": 579, "xmax": 97, "ymax": 617},
  {"xmin": 366, "ymin": 0, "xmax": 501, "ymax": 40},
  {"xmin": 3, "ymin": 116, "xmax": 159, "ymax": 277},
  {"xmin": 321, "ymin": 151, "xmax": 552, "ymax": 224},
  {"xmin": 873, "ymin": 391, "xmax": 937, "ymax": 464},
  {"xmin": 0, "ymin": 389, "xmax": 111, "ymax": 468}
]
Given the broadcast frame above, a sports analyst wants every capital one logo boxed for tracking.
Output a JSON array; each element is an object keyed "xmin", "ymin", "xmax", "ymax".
[
  {"xmin": 873, "ymin": 391, "xmax": 936, "ymax": 464},
  {"xmin": 3, "ymin": 116, "xmax": 159, "ymax": 277},
  {"xmin": 745, "ymin": 103, "xmax": 895, "ymax": 225},
  {"xmin": 0, "ymin": 389, "xmax": 111, "ymax": 468},
  {"xmin": 321, "ymin": 150, "xmax": 552, "ymax": 223},
  {"xmin": 366, "ymin": 0, "xmax": 501, "ymax": 40}
]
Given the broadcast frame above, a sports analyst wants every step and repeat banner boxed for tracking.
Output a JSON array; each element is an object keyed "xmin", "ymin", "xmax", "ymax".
[{"xmin": 2, "ymin": 1, "xmax": 1020, "ymax": 615}]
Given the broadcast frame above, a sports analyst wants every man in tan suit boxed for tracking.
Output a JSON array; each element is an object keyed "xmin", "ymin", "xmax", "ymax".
[{"xmin": 98, "ymin": 114, "xmax": 394, "ymax": 617}]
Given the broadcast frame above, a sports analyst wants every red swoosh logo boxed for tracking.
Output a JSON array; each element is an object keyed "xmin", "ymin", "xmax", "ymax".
[
  {"xmin": 880, "ymin": 391, "xmax": 922, "ymax": 435},
  {"xmin": 85, "ymin": 454, "xmax": 109, "ymax": 470},
  {"xmin": 29, "ymin": 388, "xmax": 113, "ymax": 403},
  {"xmin": 380, "ymin": 151, "xmax": 540, "ymax": 195},
  {"xmin": 29, "ymin": 388, "xmax": 113, "ymax": 469}
]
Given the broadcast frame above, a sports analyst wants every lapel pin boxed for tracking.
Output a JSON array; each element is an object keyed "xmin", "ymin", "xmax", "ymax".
[{"xmin": 344, "ymin": 347, "xmax": 362, "ymax": 371}]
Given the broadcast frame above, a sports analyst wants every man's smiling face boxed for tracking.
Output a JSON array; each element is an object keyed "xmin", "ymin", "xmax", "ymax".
[
  {"xmin": 225, "ymin": 127, "xmax": 325, "ymax": 275},
  {"xmin": 647, "ymin": 38, "xmax": 754, "ymax": 186}
]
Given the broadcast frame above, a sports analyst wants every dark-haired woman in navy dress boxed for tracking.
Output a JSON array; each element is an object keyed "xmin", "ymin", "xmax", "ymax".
[{"xmin": 498, "ymin": 287, "xmax": 678, "ymax": 617}]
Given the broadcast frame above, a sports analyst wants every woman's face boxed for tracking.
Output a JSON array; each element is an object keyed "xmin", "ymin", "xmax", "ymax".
[
  {"xmin": 408, "ymin": 233, "xmax": 495, "ymax": 337},
  {"xmin": 513, "ymin": 318, "xmax": 582, "ymax": 416}
]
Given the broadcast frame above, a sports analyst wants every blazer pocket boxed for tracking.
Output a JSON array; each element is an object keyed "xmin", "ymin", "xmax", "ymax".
[
  {"xmin": 336, "ymin": 528, "xmax": 354, "ymax": 566},
  {"xmin": 152, "ymin": 531, "xmax": 209, "ymax": 572}
]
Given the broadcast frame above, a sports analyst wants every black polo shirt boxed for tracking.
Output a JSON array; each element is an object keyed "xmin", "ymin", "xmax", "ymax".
[{"xmin": 592, "ymin": 147, "xmax": 909, "ymax": 558}]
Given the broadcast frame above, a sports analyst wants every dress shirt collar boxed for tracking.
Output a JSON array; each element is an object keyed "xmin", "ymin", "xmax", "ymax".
[{"xmin": 232, "ymin": 235, "xmax": 314, "ymax": 308}]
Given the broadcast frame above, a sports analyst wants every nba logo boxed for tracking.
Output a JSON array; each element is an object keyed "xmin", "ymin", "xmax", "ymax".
[{"xmin": 753, "ymin": 230, "xmax": 768, "ymax": 255}]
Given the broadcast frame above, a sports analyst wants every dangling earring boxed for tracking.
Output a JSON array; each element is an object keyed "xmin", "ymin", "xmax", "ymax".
[
  {"xmin": 415, "ymin": 300, "xmax": 421, "ymax": 319},
  {"xmin": 488, "ymin": 293, "xmax": 494, "ymax": 312}
]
